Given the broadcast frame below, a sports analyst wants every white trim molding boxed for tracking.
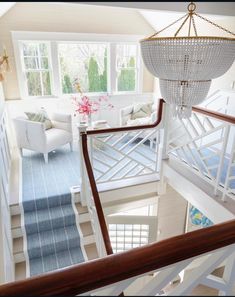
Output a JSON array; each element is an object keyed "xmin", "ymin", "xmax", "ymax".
[{"xmin": 11, "ymin": 31, "xmax": 145, "ymax": 100}]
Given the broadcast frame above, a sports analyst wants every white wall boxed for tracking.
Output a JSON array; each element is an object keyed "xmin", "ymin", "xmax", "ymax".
[{"xmin": 0, "ymin": 83, "xmax": 4, "ymax": 112}]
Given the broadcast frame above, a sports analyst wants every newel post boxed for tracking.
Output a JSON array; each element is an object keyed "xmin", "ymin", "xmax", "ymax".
[
  {"xmin": 158, "ymin": 103, "xmax": 169, "ymax": 195},
  {"xmin": 78, "ymin": 124, "xmax": 89, "ymax": 206},
  {"xmin": 161, "ymin": 102, "xmax": 170, "ymax": 160}
]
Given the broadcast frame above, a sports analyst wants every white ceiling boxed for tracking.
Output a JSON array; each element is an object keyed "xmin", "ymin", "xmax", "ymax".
[
  {"xmin": 76, "ymin": 2, "xmax": 235, "ymax": 17},
  {"xmin": 0, "ymin": 2, "xmax": 15, "ymax": 18},
  {"xmin": 139, "ymin": 9, "xmax": 234, "ymax": 35}
]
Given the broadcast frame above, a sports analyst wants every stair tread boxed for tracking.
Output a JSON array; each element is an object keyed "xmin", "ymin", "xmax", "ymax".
[
  {"xmin": 22, "ymin": 192, "xmax": 73, "ymax": 213},
  {"xmin": 24, "ymin": 204, "xmax": 76, "ymax": 234},
  {"xmin": 29, "ymin": 245, "xmax": 85, "ymax": 276},
  {"xmin": 27, "ymin": 225, "xmax": 82, "ymax": 259},
  {"xmin": 15, "ymin": 243, "xmax": 99, "ymax": 280},
  {"xmin": 13, "ymin": 223, "xmax": 94, "ymax": 256},
  {"xmin": 11, "ymin": 203, "xmax": 88, "ymax": 232}
]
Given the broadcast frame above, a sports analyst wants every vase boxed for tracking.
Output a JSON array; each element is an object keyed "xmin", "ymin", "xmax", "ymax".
[{"xmin": 80, "ymin": 114, "xmax": 91, "ymax": 126}]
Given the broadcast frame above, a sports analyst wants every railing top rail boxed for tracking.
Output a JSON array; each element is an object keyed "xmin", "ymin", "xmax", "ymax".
[
  {"xmin": 192, "ymin": 106, "xmax": 235, "ymax": 124},
  {"xmin": 0, "ymin": 219, "xmax": 234, "ymax": 296},
  {"xmin": 86, "ymin": 99, "xmax": 235, "ymax": 137},
  {"xmin": 86, "ymin": 98, "xmax": 165, "ymax": 135}
]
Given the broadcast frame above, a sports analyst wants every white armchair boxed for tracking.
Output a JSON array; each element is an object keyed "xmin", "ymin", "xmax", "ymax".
[{"xmin": 13, "ymin": 112, "xmax": 73, "ymax": 163}]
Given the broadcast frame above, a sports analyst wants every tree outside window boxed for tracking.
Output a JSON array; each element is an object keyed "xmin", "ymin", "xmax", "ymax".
[
  {"xmin": 117, "ymin": 44, "xmax": 137, "ymax": 92},
  {"xmin": 59, "ymin": 43, "xmax": 108, "ymax": 94},
  {"xmin": 22, "ymin": 42, "xmax": 52, "ymax": 96}
]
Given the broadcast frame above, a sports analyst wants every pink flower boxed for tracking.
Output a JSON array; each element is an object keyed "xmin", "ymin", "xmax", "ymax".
[{"xmin": 71, "ymin": 79, "xmax": 114, "ymax": 116}]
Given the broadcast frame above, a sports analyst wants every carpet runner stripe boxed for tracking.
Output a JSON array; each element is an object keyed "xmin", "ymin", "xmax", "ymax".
[{"xmin": 21, "ymin": 147, "xmax": 85, "ymax": 276}]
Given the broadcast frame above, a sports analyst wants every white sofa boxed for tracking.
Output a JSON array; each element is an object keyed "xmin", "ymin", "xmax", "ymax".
[
  {"xmin": 13, "ymin": 112, "xmax": 73, "ymax": 163},
  {"xmin": 119, "ymin": 100, "xmax": 160, "ymax": 149},
  {"xmin": 119, "ymin": 100, "xmax": 159, "ymax": 127}
]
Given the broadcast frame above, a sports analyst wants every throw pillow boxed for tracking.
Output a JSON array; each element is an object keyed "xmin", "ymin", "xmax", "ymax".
[
  {"xmin": 25, "ymin": 109, "xmax": 53, "ymax": 130},
  {"xmin": 131, "ymin": 103, "xmax": 152, "ymax": 120}
]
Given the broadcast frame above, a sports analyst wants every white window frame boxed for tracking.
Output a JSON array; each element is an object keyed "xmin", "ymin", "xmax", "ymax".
[
  {"xmin": 12, "ymin": 31, "xmax": 144, "ymax": 99},
  {"xmin": 18, "ymin": 40, "xmax": 54, "ymax": 98},
  {"xmin": 57, "ymin": 41, "xmax": 111, "ymax": 97}
]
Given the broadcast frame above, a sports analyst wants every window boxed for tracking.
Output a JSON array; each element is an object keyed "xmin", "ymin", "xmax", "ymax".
[
  {"xmin": 109, "ymin": 223, "xmax": 149, "ymax": 253},
  {"xmin": 21, "ymin": 42, "xmax": 52, "ymax": 96},
  {"xmin": 116, "ymin": 44, "xmax": 137, "ymax": 92},
  {"xmin": 58, "ymin": 43, "xmax": 108, "ymax": 94},
  {"xmin": 13, "ymin": 32, "xmax": 143, "ymax": 98}
]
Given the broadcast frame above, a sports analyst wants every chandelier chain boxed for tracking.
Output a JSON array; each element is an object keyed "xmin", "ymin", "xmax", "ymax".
[
  {"xmin": 191, "ymin": 15, "xmax": 198, "ymax": 36},
  {"xmin": 174, "ymin": 14, "xmax": 190, "ymax": 37},
  {"xmin": 188, "ymin": 15, "xmax": 192, "ymax": 36},
  {"xmin": 148, "ymin": 13, "xmax": 188, "ymax": 39},
  {"xmin": 194, "ymin": 12, "xmax": 235, "ymax": 37}
]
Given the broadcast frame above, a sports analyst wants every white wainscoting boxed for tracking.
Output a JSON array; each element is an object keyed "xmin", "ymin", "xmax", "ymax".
[{"xmin": 0, "ymin": 84, "xmax": 14, "ymax": 283}]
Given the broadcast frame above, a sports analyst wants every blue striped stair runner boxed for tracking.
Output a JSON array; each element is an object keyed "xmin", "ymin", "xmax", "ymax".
[{"xmin": 21, "ymin": 147, "xmax": 85, "ymax": 276}]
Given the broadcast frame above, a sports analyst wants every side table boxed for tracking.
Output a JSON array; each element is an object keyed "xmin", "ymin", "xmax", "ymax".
[{"xmin": 89, "ymin": 120, "xmax": 110, "ymax": 150}]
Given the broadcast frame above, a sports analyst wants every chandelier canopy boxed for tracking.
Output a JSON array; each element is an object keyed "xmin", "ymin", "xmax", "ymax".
[{"xmin": 140, "ymin": 2, "xmax": 235, "ymax": 118}]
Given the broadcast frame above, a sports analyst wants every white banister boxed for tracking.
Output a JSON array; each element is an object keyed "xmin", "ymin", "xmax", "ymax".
[
  {"xmin": 84, "ymin": 243, "xmax": 235, "ymax": 296},
  {"xmin": 78, "ymin": 123, "xmax": 107, "ymax": 258},
  {"xmin": 167, "ymin": 107, "xmax": 235, "ymax": 202},
  {"xmin": 87, "ymin": 125, "xmax": 163, "ymax": 185},
  {"xmin": 81, "ymin": 243, "xmax": 235, "ymax": 296}
]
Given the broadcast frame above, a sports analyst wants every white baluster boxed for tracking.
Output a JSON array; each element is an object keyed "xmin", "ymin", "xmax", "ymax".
[
  {"xmin": 222, "ymin": 133, "xmax": 235, "ymax": 201},
  {"xmin": 161, "ymin": 103, "xmax": 170, "ymax": 160},
  {"xmin": 214, "ymin": 124, "xmax": 230, "ymax": 197},
  {"xmin": 219, "ymin": 251, "xmax": 235, "ymax": 296}
]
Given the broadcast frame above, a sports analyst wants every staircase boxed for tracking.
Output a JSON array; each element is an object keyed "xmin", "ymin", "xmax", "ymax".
[{"xmin": 10, "ymin": 188, "xmax": 98, "ymax": 280}]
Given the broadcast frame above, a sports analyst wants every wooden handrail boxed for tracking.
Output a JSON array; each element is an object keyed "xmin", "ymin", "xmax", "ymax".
[
  {"xmin": 86, "ymin": 99, "xmax": 235, "ymax": 138},
  {"xmin": 0, "ymin": 219, "xmax": 234, "ymax": 296},
  {"xmin": 81, "ymin": 132, "xmax": 113, "ymax": 255},
  {"xmin": 192, "ymin": 106, "xmax": 235, "ymax": 124},
  {"xmin": 86, "ymin": 98, "xmax": 165, "ymax": 135},
  {"xmin": 80, "ymin": 98, "xmax": 166, "ymax": 255}
]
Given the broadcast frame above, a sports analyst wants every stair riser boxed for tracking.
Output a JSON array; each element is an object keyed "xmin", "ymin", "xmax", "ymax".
[
  {"xmin": 28, "ymin": 237, "xmax": 82, "ymax": 259},
  {"xmin": 22, "ymin": 191, "xmax": 74, "ymax": 211},
  {"xmin": 12, "ymin": 212, "xmax": 90, "ymax": 238},
  {"xmin": 25, "ymin": 214, "xmax": 76, "ymax": 235},
  {"xmin": 14, "ymin": 235, "xmax": 95, "ymax": 263}
]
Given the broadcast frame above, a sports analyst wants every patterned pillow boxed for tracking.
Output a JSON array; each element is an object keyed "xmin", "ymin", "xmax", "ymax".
[
  {"xmin": 25, "ymin": 110, "xmax": 53, "ymax": 130},
  {"xmin": 131, "ymin": 103, "xmax": 152, "ymax": 120}
]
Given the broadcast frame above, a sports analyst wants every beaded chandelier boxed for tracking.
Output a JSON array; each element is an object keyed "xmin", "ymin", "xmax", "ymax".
[{"xmin": 140, "ymin": 2, "xmax": 235, "ymax": 118}]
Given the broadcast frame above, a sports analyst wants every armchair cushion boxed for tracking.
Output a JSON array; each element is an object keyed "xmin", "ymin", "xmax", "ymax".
[
  {"xmin": 126, "ymin": 116, "xmax": 152, "ymax": 126},
  {"xmin": 45, "ymin": 128, "xmax": 72, "ymax": 152},
  {"xmin": 50, "ymin": 112, "xmax": 72, "ymax": 133},
  {"xmin": 25, "ymin": 109, "xmax": 53, "ymax": 130}
]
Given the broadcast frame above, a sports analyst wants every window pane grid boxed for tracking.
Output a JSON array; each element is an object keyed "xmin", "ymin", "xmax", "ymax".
[
  {"xmin": 19, "ymin": 40, "xmax": 141, "ymax": 97},
  {"xmin": 116, "ymin": 44, "xmax": 137, "ymax": 92},
  {"xmin": 109, "ymin": 223, "xmax": 149, "ymax": 254},
  {"xmin": 22, "ymin": 42, "xmax": 52, "ymax": 96},
  {"xmin": 58, "ymin": 43, "xmax": 108, "ymax": 94}
]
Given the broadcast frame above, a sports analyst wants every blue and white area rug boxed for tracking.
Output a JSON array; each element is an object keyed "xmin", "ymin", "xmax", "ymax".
[{"xmin": 21, "ymin": 146, "xmax": 86, "ymax": 277}]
